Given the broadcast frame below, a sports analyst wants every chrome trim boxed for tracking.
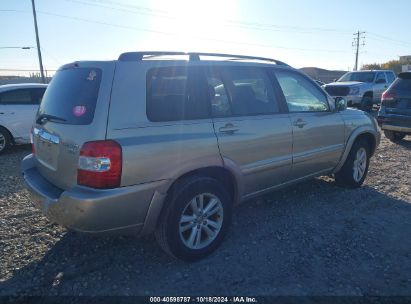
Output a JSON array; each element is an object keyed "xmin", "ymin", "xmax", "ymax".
[{"xmin": 33, "ymin": 127, "xmax": 60, "ymax": 144}]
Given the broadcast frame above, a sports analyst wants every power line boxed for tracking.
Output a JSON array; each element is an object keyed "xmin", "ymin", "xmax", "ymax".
[
  {"xmin": 0, "ymin": 7, "xmax": 351, "ymax": 54},
  {"xmin": 0, "ymin": 46, "xmax": 34, "ymax": 49},
  {"xmin": 35, "ymin": 10, "xmax": 349, "ymax": 53},
  {"xmin": 367, "ymin": 32, "xmax": 411, "ymax": 46},
  {"xmin": 63, "ymin": 0, "xmax": 353, "ymax": 36}
]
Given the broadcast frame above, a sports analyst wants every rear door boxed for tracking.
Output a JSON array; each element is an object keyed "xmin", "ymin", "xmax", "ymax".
[
  {"xmin": 32, "ymin": 62, "xmax": 115, "ymax": 190},
  {"xmin": 273, "ymin": 69, "xmax": 345, "ymax": 180},
  {"xmin": 210, "ymin": 65, "xmax": 292, "ymax": 196},
  {"xmin": 0, "ymin": 87, "xmax": 44, "ymax": 141}
]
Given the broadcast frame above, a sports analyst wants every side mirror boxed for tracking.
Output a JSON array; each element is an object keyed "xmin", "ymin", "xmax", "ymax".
[
  {"xmin": 376, "ymin": 78, "xmax": 386, "ymax": 84},
  {"xmin": 335, "ymin": 97, "xmax": 347, "ymax": 111}
]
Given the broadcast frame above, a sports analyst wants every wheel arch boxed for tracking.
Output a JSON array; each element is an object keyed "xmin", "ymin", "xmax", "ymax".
[
  {"xmin": 140, "ymin": 165, "xmax": 241, "ymax": 236},
  {"xmin": 333, "ymin": 127, "xmax": 379, "ymax": 174},
  {"xmin": 0, "ymin": 125, "xmax": 14, "ymax": 144},
  {"xmin": 363, "ymin": 91, "xmax": 373, "ymax": 98}
]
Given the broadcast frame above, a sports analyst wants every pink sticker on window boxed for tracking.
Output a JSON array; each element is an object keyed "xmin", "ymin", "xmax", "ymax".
[{"xmin": 73, "ymin": 105, "xmax": 86, "ymax": 117}]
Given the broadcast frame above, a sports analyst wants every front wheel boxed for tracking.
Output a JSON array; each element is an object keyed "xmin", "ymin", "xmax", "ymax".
[
  {"xmin": 0, "ymin": 127, "xmax": 12, "ymax": 155},
  {"xmin": 384, "ymin": 130, "xmax": 405, "ymax": 142},
  {"xmin": 335, "ymin": 139, "xmax": 370, "ymax": 188},
  {"xmin": 155, "ymin": 176, "xmax": 232, "ymax": 261}
]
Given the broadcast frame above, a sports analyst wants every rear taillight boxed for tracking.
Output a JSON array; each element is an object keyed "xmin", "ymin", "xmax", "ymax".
[
  {"xmin": 77, "ymin": 140, "xmax": 122, "ymax": 189},
  {"xmin": 381, "ymin": 91, "xmax": 396, "ymax": 105}
]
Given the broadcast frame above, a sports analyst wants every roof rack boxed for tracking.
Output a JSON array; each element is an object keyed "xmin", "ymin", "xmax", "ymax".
[{"xmin": 118, "ymin": 51, "xmax": 288, "ymax": 66}]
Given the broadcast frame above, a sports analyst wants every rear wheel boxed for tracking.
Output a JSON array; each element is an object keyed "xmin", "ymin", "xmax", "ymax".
[
  {"xmin": 155, "ymin": 176, "xmax": 232, "ymax": 261},
  {"xmin": 335, "ymin": 139, "xmax": 370, "ymax": 188},
  {"xmin": 384, "ymin": 130, "xmax": 405, "ymax": 142},
  {"xmin": 0, "ymin": 127, "xmax": 12, "ymax": 155}
]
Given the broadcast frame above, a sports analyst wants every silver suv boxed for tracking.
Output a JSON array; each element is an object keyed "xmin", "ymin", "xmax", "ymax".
[
  {"xmin": 22, "ymin": 52, "xmax": 380, "ymax": 261},
  {"xmin": 323, "ymin": 70, "xmax": 396, "ymax": 112}
]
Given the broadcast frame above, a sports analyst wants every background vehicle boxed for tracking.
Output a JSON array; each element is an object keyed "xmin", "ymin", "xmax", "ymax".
[
  {"xmin": 323, "ymin": 70, "xmax": 396, "ymax": 112},
  {"xmin": 22, "ymin": 52, "xmax": 380, "ymax": 261},
  {"xmin": 0, "ymin": 83, "xmax": 47, "ymax": 154},
  {"xmin": 377, "ymin": 72, "xmax": 411, "ymax": 142}
]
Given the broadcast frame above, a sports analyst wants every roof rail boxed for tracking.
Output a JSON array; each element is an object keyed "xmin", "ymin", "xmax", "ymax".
[{"xmin": 118, "ymin": 51, "xmax": 288, "ymax": 66}]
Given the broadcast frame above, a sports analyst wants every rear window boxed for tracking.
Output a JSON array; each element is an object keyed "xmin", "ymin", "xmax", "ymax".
[
  {"xmin": 37, "ymin": 67, "xmax": 102, "ymax": 125},
  {"xmin": 391, "ymin": 78, "xmax": 411, "ymax": 91}
]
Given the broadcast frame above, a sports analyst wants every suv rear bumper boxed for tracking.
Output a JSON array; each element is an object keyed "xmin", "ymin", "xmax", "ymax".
[
  {"xmin": 21, "ymin": 154, "xmax": 168, "ymax": 235},
  {"xmin": 381, "ymin": 124, "xmax": 411, "ymax": 134},
  {"xmin": 377, "ymin": 112, "xmax": 411, "ymax": 134}
]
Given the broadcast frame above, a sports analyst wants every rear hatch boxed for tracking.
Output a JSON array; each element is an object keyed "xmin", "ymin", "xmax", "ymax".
[
  {"xmin": 32, "ymin": 61, "xmax": 115, "ymax": 190},
  {"xmin": 382, "ymin": 74, "xmax": 411, "ymax": 117}
]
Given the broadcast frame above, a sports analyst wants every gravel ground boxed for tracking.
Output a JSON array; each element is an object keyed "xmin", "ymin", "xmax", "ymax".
[{"xmin": 0, "ymin": 134, "xmax": 410, "ymax": 296}]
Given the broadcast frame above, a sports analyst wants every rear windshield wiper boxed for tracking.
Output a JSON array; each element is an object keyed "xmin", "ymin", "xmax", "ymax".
[{"xmin": 36, "ymin": 114, "xmax": 67, "ymax": 125}]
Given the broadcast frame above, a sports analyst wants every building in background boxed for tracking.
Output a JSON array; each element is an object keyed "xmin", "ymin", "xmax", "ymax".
[{"xmin": 400, "ymin": 55, "xmax": 411, "ymax": 72}]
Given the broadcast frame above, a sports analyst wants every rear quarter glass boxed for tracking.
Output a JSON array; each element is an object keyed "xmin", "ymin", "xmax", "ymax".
[
  {"xmin": 391, "ymin": 78, "xmax": 411, "ymax": 91},
  {"xmin": 37, "ymin": 68, "xmax": 102, "ymax": 125}
]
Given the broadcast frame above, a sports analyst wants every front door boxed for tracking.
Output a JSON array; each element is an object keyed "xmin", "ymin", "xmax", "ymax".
[{"xmin": 274, "ymin": 69, "xmax": 345, "ymax": 180}]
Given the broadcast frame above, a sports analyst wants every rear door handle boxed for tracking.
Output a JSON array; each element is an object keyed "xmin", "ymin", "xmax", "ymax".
[
  {"xmin": 293, "ymin": 119, "xmax": 307, "ymax": 128},
  {"xmin": 219, "ymin": 123, "xmax": 239, "ymax": 134}
]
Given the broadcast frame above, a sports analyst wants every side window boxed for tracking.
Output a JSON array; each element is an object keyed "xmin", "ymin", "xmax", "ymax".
[
  {"xmin": 275, "ymin": 70, "xmax": 329, "ymax": 112},
  {"xmin": 206, "ymin": 70, "xmax": 231, "ymax": 117},
  {"xmin": 386, "ymin": 72, "xmax": 395, "ymax": 84},
  {"xmin": 31, "ymin": 88, "xmax": 46, "ymax": 105},
  {"xmin": 376, "ymin": 72, "xmax": 386, "ymax": 83},
  {"xmin": 146, "ymin": 67, "xmax": 209, "ymax": 122},
  {"xmin": 0, "ymin": 89, "xmax": 33, "ymax": 105},
  {"xmin": 208, "ymin": 66, "xmax": 279, "ymax": 117}
]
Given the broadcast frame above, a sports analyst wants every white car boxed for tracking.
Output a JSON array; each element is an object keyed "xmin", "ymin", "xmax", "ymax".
[{"xmin": 0, "ymin": 83, "xmax": 47, "ymax": 154}]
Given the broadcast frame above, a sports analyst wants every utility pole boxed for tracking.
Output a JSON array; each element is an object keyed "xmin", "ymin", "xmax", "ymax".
[
  {"xmin": 31, "ymin": 0, "xmax": 46, "ymax": 83},
  {"xmin": 353, "ymin": 31, "xmax": 366, "ymax": 71}
]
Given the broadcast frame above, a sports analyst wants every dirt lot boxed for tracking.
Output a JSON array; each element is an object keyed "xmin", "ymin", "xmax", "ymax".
[{"xmin": 0, "ymin": 134, "xmax": 410, "ymax": 296}]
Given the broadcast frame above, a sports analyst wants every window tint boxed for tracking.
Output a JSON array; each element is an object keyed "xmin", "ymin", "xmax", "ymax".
[
  {"xmin": 146, "ymin": 67, "xmax": 209, "ymax": 122},
  {"xmin": 386, "ymin": 72, "xmax": 395, "ymax": 83},
  {"xmin": 376, "ymin": 72, "xmax": 386, "ymax": 83},
  {"xmin": 32, "ymin": 88, "xmax": 46, "ymax": 104},
  {"xmin": 38, "ymin": 68, "xmax": 101, "ymax": 125},
  {"xmin": 0, "ymin": 89, "xmax": 32, "ymax": 104},
  {"xmin": 207, "ymin": 67, "xmax": 279, "ymax": 117},
  {"xmin": 391, "ymin": 78, "xmax": 411, "ymax": 91},
  {"xmin": 275, "ymin": 70, "xmax": 329, "ymax": 112}
]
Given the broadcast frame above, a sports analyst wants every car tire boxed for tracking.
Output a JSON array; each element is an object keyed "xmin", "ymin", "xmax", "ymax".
[
  {"xmin": 155, "ymin": 176, "xmax": 232, "ymax": 261},
  {"xmin": 360, "ymin": 95, "xmax": 373, "ymax": 112},
  {"xmin": 384, "ymin": 130, "xmax": 405, "ymax": 142},
  {"xmin": 0, "ymin": 127, "xmax": 12, "ymax": 155},
  {"xmin": 335, "ymin": 139, "xmax": 370, "ymax": 188}
]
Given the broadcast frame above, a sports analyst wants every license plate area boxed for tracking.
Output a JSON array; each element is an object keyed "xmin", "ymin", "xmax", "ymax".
[{"xmin": 34, "ymin": 128, "xmax": 60, "ymax": 170}]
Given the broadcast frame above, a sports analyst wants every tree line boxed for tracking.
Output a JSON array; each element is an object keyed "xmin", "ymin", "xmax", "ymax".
[{"xmin": 361, "ymin": 60, "xmax": 402, "ymax": 74}]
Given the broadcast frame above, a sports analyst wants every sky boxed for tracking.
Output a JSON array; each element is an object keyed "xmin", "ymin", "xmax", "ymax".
[{"xmin": 1, "ymin": 0, "xmax": 410, "ymax": 75}]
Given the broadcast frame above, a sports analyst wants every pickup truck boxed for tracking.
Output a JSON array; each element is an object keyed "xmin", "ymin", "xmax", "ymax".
[{"xmin": 323, "ymin": 70, "xmax": 396, "ymax": 112}]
